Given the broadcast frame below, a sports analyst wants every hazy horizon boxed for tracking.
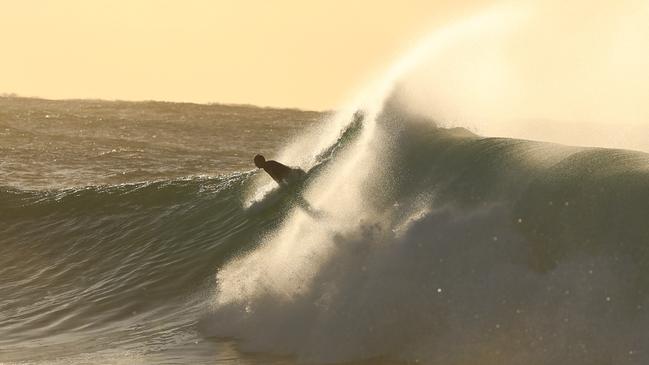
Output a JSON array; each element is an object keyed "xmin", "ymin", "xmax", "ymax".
[
  {"xmin": 0, "ymin": 0, "xmax": 492, "ymax": 111},
  {"xmin": 0, "ymin": 92, "xmax": 327, "ymax": 111}
]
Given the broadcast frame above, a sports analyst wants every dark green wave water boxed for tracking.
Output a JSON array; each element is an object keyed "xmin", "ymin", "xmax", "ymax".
[{"xmin": 1, "ymin": 175, "xmax": 261, "ymax": 360}]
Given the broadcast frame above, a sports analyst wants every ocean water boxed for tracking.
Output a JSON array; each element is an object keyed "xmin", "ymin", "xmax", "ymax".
[
  {"xmin": 2, "ymin": 91, "xmax": 649, "ymax": 365},
  {"xmin": 0, "ymin": 97, "xmax": 322, "ymax": 364}
]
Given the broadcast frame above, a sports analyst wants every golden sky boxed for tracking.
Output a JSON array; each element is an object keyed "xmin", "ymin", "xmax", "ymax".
[{"xmin": 0, "ymin": 0, "xmax": 490, "ymax": 110}]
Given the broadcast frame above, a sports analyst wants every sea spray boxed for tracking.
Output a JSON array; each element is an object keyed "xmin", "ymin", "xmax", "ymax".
[
  {"xmin": 398, "ymin": 0, "xmax": 649, "ymax": 152},
  {"xmin": 205, "ymin": 3, "xmax": 649, "ymax": 364},
  {"xmin": 206, "ymin": 91, "xmax": 649, "ymax": 364}
]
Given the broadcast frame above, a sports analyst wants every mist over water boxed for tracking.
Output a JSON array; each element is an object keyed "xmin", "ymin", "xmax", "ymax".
[{"xmin": 396, "ymin": 0, "xmax": 649, "ymax": 152}]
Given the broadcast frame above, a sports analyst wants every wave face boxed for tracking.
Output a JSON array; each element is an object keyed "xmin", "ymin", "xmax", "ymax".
[
  {"xmin": 1, "ymin": 175, "xmax": 241, "ymax": 360},
  {"xmin": 204, "ymin": 96, "xmax": 649, "ymax": 364}
]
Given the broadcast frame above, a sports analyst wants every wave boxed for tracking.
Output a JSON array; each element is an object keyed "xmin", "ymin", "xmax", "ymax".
[
  {"xmin": 0, "ymin": 173, "xmax": 299, "ymax": 361},
  {"xmin": 203, "ymin": 97, "xmax": 649, "ymax": 364}
]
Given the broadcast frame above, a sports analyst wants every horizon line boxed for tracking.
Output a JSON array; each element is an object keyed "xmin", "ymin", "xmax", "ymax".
[{"xmin": 0, "ymin": 92, "xmax": 330, "ymax": 114}]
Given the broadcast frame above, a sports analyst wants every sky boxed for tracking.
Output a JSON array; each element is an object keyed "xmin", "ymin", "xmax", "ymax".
[{"xmin": 0, "ymin": 0, "xmax": 491, "ymax": 110}]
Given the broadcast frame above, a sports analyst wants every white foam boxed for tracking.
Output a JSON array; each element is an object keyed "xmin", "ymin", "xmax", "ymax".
[{"xmin": 210, "ymin": 3, "xmax": 649, "ymax": 363}]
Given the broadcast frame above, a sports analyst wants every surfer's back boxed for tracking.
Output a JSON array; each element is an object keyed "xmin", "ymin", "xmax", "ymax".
[
  {"xmin": 263, "ymin": 159, "xmax": 294, "ymax": 183},
  {"xmin": 253, "ymin": 154, "xmax": 303, "ymax": 184}
]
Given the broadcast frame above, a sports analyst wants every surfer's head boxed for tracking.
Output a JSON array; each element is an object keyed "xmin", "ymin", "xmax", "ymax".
[{"xmin": 254, "ymin": 154, "xmax": 266, "ymax": 168}]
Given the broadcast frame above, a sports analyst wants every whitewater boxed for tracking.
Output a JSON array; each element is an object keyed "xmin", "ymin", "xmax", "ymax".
[{"xmin": 3, "ymin": 2, "xmax": 649, "ymax": 364}]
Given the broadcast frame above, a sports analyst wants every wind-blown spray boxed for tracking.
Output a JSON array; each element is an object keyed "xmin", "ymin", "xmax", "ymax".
[{"xmin": 206, "ymin": 3, "xmax": 649, "ymax": 364}]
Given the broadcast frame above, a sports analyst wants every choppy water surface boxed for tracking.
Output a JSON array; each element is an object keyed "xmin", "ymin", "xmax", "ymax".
[{"xmin": 0, "ymin": 97, "xmax": 321, "ymax": 189}]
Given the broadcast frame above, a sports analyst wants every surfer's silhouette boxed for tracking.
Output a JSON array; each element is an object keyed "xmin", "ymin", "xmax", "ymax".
[
  {"xmin": 253, "ymin": 154, "xmax": 305, "ymax": 184},
  {"xmin": 253, "ymin": 154, "xmax": 321, "ymax": 217}
]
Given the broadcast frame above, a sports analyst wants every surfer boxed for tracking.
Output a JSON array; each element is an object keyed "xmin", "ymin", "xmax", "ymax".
[{"xmin": 253, "ymin": 154, "xmax": 305, "ymax": 184}]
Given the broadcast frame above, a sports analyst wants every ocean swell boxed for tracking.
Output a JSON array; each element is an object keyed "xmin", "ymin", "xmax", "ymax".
[{"xmin": 0, "ymin": 174, "xmax": 274, "ymax": 361}]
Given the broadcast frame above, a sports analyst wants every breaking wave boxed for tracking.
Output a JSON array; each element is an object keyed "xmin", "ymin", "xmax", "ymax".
[{"xmin": 203, "ymin": 96, "xmax": 649, "ymax": 364}]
